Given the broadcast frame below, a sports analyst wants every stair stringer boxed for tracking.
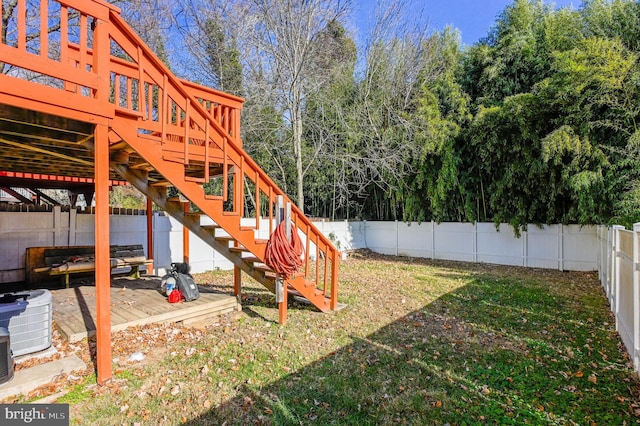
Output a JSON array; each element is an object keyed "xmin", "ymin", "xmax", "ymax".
[
  {"xmin": 104, "ymin": 11, "xmax": 339, "ymax": 312},
  {"xmin": 110, "ymin": 161, "xmax": 276, "ymax": 293},
  {"xmin": 108, "ymin": 123, "xmax": 263, "ymax": 255}
]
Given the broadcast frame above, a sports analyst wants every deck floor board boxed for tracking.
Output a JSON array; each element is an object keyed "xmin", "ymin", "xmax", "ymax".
[{"xmin": 51, "ymin": 276, "xmax": 239, "ymax": 342}]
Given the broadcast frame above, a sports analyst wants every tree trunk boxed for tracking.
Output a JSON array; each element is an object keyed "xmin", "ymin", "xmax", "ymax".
[{"xmin": 292, "ymin": 100, "xmax": 305, "ymax": 212}]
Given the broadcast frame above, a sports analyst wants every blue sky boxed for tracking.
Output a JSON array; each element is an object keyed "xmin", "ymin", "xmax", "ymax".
[{"xmin": 353, "ymin": 0, "xmax": 578, "ymax": 46}]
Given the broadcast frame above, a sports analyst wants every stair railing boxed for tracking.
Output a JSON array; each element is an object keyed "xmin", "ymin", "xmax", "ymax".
[{"xmin": 107, "ymin": 9, "xmax": 339, "ymax": 308}]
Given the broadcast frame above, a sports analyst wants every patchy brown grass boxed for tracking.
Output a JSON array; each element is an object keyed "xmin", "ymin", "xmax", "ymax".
[{"xmin": 4, "ymin": 250, "xmax": 639, "ymax": 425}]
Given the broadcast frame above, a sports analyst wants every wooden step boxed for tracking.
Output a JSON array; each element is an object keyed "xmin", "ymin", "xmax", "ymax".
[
  {"xmin": 229, "ymin": 246, "xmax": 249, "ymax": 254},
  {"xmin": 215, "ymin": 236, "xmax": 234, "ymax": 243},
  {"xmin": 201, "ymin": 224, "xmax": 220, "ymax": 231},
  {"xmin": 185, "ymin": 176, "xmax": 206, "ymax": 183},
  {"xmin": 109, "ymin": 141, "xmax": 130, "ymax": 151},
  {"xmin": 130, "ymin": 161, "xmax": 154, "ymax": 171},
  {"xmin": 253, "ymin": 265, "xmax": 273, "ymax": 273},
  {"xmin": 167, "ymin": 197, "xmax": 187, "ymax": 204},
  {"xmin": 185, "ymin": 211, "xmax": 207, "ymax": 218},
  {"xmin": 150, "ymin": 180, "xmax": 172, "ymax": 187},
  {"xmin": 242, "ymin": 257, "xmax": 262, "ymax": 264}
]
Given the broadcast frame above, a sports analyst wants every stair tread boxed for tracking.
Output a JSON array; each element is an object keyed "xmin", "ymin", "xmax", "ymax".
[
  {"xmin": 167, "ymin": 197, "xmax": 186, "ymax": 203},
  {"xmin": 242, "ymin": 257, "xmax": 262, "ymax": 264},
  {"xmin": 229, "ymin": 246, "xmax": 249, "ymax": 253},
  {"xmin": 201, "ymin": 224, "xmax": 221, "ymax": 230},
  {"xmin": 253, "ymin": 265, "xmax": 274, "ymax": 273}
]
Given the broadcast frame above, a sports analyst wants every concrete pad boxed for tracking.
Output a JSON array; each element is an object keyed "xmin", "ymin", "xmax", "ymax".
[
  {"xmin": 0, "ymin": 355, "xmax": 86, "ymax": 401},
  {"xmin": 15, "ymin": 346, "xmax": 58, "ymax": 365}
]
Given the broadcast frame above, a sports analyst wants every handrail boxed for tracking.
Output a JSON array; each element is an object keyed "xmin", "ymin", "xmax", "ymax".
[{"xmin": 107, "ymin": 11, "xmax": 339, "ymax": 258}]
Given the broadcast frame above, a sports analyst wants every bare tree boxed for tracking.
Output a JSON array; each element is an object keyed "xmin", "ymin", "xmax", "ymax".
[
  {"xmin": 238, "ymin": 0, "xmax": 352, "ymax": 211},
  {"xmin": 304, "ymin": 0, "xmax": 434, "ymax": 219}
]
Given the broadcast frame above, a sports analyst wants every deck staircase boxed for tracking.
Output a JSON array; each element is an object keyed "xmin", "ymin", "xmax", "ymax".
[{"xmin": 0, "ymin": 0, "xmax": 339, "ymax": 319}]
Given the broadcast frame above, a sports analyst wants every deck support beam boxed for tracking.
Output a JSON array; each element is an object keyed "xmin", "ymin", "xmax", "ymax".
[
  {"xmin": 183, "ymin": 201, "xmax": 190, "ymax": 264},
  {"xmin": 146, "ymin": 197, "xmax": 154, "ymax": 269},
  {"xmin": 94, "ymin": 123, "xmax": 112, "ymax": 385}
]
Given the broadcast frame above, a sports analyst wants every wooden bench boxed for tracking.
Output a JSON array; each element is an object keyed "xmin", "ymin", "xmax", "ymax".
[{"xmin": 25, "ymin": 245, "xmax": 153, "ymax": 287}]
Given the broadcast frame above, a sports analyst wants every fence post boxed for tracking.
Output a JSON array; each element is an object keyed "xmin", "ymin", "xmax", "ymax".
[
  {"xmin": 431, "ymin": 220, "xmax": 436, "ymax": 260},
  {"xmin": 69, "ymin": 207, "xmax": 77, "ymax": 246},
  {"xmin": 473, "ymin": 222, "xmax": 478, "ymax": 263},
  {"xmin": 53, "ymin": 205, "xmax": 62, "ymax": 246},
  {"xmin": 597, "ymin": 226, "xmax": 602, "ymax": 284},
  {"xmin": 607, "ymin": 227, "xmax": 613, "ymax": 302},
  {"xmin": 558, "ymin": 224, "xmax": 564, "ymax": 271},
  {"xmin": 633, "ymin": 223, "xmax": 640, "ymax": 375},
  {"xmin": 395, "ymin": 220, "xmax": 399, "ymax": 257},
  {"xmin": 613, "ymin": 225, "xmax": 626, "ymax": 326},
  {"xmin": 523, "ymin": 227, "xmax": 528, "ymax": 267}
]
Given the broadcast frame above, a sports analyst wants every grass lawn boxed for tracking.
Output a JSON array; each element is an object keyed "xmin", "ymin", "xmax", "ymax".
[{"xmin": 45, "ymin": 251, "xmax": 640, "ymax": 424}]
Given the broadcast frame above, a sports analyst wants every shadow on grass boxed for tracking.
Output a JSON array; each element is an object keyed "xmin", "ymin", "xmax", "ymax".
[{"xmin": 181, "ymin": 273, "xmax": 639, "ymax": 425}]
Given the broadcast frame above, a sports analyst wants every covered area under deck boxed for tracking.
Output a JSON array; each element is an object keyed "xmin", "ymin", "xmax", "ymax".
[{"xmin": 1, "ymin": 105, "xmax": 176, "ymax": 384}]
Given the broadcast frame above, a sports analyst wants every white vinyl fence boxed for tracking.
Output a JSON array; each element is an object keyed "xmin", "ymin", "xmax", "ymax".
[
  {"xmin": 4, "ymin": 208, "xmax": 638, "ymax": 374},
  {"xmin": 597, "ymin": 224, "xmax": 640, "ymax": 376},
  {"xmin": 1, "ymin": 209, "xmax": 600, "ymax": 283}
]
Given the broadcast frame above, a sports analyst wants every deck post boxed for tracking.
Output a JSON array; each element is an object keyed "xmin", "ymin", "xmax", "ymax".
[
  {"xmin": 233, "ymin": 266, "xmax": 241, "ymax": 297},
  {"xmin": 146, "ymin": 197, "xmax": 154, "ymax": 269},
  {"xmin": 183, "ymin": 201, "xmax": 190, "ymax": 264},
  {"xmin": 276, "ymin": 195, "xmax": 288, "ymax": 325},
  {"xmin": 94, "ymin": 123, "xmax": 112, "ymax": 385}
]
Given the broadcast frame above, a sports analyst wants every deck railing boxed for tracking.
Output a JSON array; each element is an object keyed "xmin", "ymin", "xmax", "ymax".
[{"xmin": 0, "ymin": 0, "xmax": 339, "ymax": 308}]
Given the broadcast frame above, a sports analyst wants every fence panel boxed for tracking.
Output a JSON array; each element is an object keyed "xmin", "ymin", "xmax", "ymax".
[
  {"xmin": 476, "ymin": 223, "xmax": 523, "ymax": 266},
  {"xmin": 564, "ymin": 225, "xmax": 598, "ymax": 271},
  {"xmin": 0, "ymin": 212, "xmax": 605, "ymax": 283},
  {"xmin": 617, "ymin": 230, "xmax": 635, "ymax": 356},
  {"xmin": 527, "ymin": 225, "xmax": 560, "ymax": 269},
  {"xmin": 364, "ymin": 222, "xmax": 399, "ymax": 256},
  {"xmin": 433, "ymin": 222, "xmax": 474, "ymax": 262},
  {"xmin": 397, "ymin": 222, "xmax": 433, "ymax": 258}
]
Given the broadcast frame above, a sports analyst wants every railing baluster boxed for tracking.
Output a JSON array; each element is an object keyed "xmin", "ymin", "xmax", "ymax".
[
  {"xmin": 331, "ymin": 251, "xmax": 338, "ymax": 310},
  {"xmin": 161, "ymin": 74, "xmax": 168, "ymax": 144},
  {"xmin": 18, "ymin": 0, "xmax": 26, "ymax": 51},
  {"xmin": 323, "ymin": 244, "xmax": 329, "ymax": 293},
  {"xmin": 126, "ymin": 76, "xmax": 132, "ymax": 110},
  {"xmin": 255, "ymin": 171, "xmax": 260, "ymax": 230},
  {"xmin": 315, "ymin": 239, "xmax": 320, "ymax": 286},
  {"xmin": 80, "ymin": 14, "xmax": 88, "ymax": 74},
  {"xmin": 238, "ymin": 156, "xmax": 245, "ymax": 217},
  {"xmin": 183, "ymin": 102, "xmax": 190, "ymax": 164},
  {"xmin": 114, "ymin": 74, "xmax": 121, "ymax": 107},
  {"xmin": 204, "ymin": 120, "xmax": 210, "ymax": 182},
  {"xmin": 224, "ymin": 106, "xmax": 230, "ymax": 136},
  {"xmin": 60, "ymin": 6, "xmax": 68, "ymax": 62},
  {"xmin": 305, "ymin": 224, "xmax": 310, "ymax": 276},
  {"xmin": 137, "ymin": 47, "xmax": 144, "ymax": 114},
  {"xmin": 40, "ymin": 0, "xmax": 49, "ymax": 59},
  {"xmin": 269, "ymin": 187, "xmax": 273, "ymax": 235},
  {"xmin": 222, "ymin": 137, "xmax": 228, "ymax": 201}
]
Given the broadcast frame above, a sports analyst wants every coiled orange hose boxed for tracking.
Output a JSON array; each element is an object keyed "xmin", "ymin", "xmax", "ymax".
[{"xmin": 265, "ymin": 221, "xmax": 304, "ymax": 278}]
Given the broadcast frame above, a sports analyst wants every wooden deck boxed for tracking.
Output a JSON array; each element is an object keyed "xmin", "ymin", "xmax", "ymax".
[{"xmin": 52, "ymin": 276, "xmax": 240, "ymax": 343}]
